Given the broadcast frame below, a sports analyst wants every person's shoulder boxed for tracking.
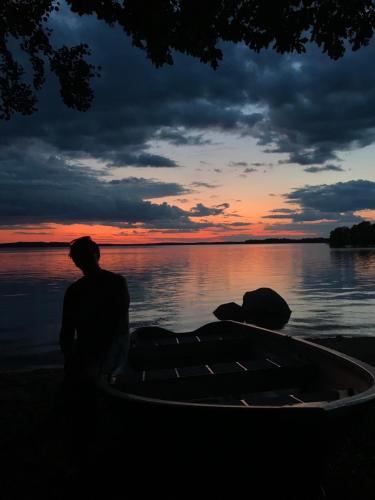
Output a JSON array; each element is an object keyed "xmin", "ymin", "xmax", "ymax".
[
  {"xmin": 101, "ymin": 269, "xmax": 127, "ymax": 285},
  {"xmin": 64, "ymin": 277, "xmax": 85, "ymax": 297}
]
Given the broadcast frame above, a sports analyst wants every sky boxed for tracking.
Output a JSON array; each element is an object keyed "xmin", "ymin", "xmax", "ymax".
[{"xmin": 1, "ymin": 6, "xmax": 375, "ymax": 244}]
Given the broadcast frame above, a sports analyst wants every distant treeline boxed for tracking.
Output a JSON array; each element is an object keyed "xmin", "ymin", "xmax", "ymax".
[
  {"xmin": 0, "ymin": 238, "xmax": 328, "ymax": 248},
  {"xmin": 330, "ymin": 221, "xmax": 375, "ymax": 248},
  {"xmin": 244, "ymin": 238, "xmax": 328, "ymax": 244}
]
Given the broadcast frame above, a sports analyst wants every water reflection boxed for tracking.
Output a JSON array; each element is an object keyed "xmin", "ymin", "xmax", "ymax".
[
  {"xmin": 1, "ymin": 244, "xmax": 375, "ymax": 369},
  {"xmin": 287, "ymin": 246, "xmax": 375, "ymax": 336}
]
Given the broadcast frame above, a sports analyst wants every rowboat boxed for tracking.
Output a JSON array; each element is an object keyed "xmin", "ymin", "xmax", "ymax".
[
  {"xmin": 97, "ymin": 321, "xmax": 375, "ymax": 497},
  {"xmin": 100, "ymin": 320, "xmax": 375, "ymax": 419}
]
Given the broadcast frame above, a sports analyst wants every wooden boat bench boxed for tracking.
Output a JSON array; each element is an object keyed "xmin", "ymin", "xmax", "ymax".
[
  {"xmin": 119, "ymin": 355, "xmax": 318, "ymax": 401},
  {"xmin": 194, "ymin": 387, "xmax": 354, "ymax": 407},
  {"xmin": 129, "ymin": 334, "xmax": 255, "ymax": 369},
  {"xmin": 129, "ymin": 331, "xmax": 309, "ymax": 370}
]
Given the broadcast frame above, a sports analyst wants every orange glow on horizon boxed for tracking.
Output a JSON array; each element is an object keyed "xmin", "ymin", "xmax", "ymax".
[
  {"xmin": 0, "ymin": 219, "xmax": 316, "ymax": 244},
  {"xmin": 0, "ymin": 191, "xmax": 313, "ymax": 244}
]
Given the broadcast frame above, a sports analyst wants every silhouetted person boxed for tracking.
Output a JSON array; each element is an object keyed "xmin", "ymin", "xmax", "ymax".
[
  {"xmin": 58, "ymin": 236, "xmax": 130, "ymax": 453},
  {"xmin": 60, "ymin": 236, "xmax": 130, "ymax": 381}
]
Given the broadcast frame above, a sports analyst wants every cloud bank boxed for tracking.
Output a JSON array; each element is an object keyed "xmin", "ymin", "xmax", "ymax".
[
  {"xmin": 263, "ymin": 180, "xmax": 375, "ymax": 236},
  {"xmin": 3, "ymin": 13, "xmax": 375, "ymax": 169},
  {"xmin": 2, "ymin": 11, "xmax": 375, "ymax": 237}
]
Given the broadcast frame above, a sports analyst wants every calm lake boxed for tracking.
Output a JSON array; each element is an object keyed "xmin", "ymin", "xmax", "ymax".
[{"xmin": 1, "ymin": 243, "xmax": 375, "ymax": 370}]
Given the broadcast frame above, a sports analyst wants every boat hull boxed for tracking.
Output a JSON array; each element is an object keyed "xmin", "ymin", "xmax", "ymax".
[
  {"xmin": 100, "ymin": 321, "xmax": 375, "ymax": 414},
  {"xmin": 97, "ymin": 321, "xmax": 375, "ymax": 497}
]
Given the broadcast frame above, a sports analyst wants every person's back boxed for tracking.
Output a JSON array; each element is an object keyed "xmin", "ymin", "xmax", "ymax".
[{"xmin": 60, "ymin": 237, "xmax": 130, "ymax": 381}]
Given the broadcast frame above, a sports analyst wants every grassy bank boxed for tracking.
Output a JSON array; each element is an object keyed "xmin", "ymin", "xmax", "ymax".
[{"xmin": 1, "ymin": 368, "xmax": 375, "ymax": 499}]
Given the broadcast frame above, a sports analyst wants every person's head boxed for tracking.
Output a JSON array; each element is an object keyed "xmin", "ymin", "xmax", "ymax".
[{"xmin": 69, "ymin": 236, "xmax": 100, "ymax": 274}]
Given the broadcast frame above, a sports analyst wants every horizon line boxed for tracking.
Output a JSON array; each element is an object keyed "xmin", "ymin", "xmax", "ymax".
[{"xmin": 0, "ymin": 237, "xmax": 329, "ymax": 247}]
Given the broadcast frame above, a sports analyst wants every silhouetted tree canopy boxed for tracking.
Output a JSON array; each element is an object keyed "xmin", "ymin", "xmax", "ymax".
[
  {"xmin": 2, "ymin": 0, "xmax": 375, "ymax": 119},
  {"xmin": 330, "ymin": 221, "xmax": 375, "ymax": 247}
]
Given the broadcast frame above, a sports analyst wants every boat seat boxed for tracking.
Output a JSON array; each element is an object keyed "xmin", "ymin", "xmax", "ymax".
[
  {"xmin": 134, "ymin": 331, "xmax": 247, "ymax": 348},
  {"xmin": 129, "ymin": 336, "xmax": 255, "ymax": 369},
  {"xmin": 120, "ymin": 357, "xmax": 317, "ymax": 401},
  {"xmin": 242, "ymin": 390, "xmax": 299, "ymax": 406},
  {"xmin": 190, "ymin": 387, "xmax": 354, "ymax": 407},
  {"xmin": 192, "ymin": 388, "xmax": 301, "ymax": 407},
  {"xmin": 155, "ymin": 332, "xmax": 228, "ymax": 346},
  {"xmin": 241, "ymin": 387, "xmax": 354, "ymax": 406},
  {"xmin": 144, "ymin": 359, "xmax": 279, "ymax": 381}
]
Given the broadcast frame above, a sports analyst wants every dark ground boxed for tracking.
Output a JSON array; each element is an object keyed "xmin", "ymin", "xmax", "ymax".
[{"xmin": 1, "ymin": 368, "xmax": 375, "ymax": 499}]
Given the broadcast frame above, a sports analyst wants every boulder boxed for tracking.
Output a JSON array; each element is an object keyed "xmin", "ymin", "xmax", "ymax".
[
  {"xmin": 213, "ymin": 302, "xmax": 244, "ymax": 322},
  {"xmin": 242, "ymin": 288, "xmax": 291, "ymax": 329}
]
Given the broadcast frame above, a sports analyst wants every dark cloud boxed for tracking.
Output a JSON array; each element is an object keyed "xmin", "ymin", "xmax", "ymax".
[
  {"xmin": 107, "ymin": 177, "xmax": 189, "ymax": 199},
  {"xmin": 0, "ymin": 143, "xmax": 245, "ymax": 234},
  {"xmin": 0, "ymin": 144, "xmax": 195, "ymax": 228},
  {"xmin": 264, "ymin": 217, "xmax": 362, "ymax": 237},
  {"xmin": 263, "ymin": 180, "xmax": 375, "ymax": 236},
  {"xmin": 121, "ymin": 219, "xmax": 212, "ymax": 233},
  {"xmin": 228, "ymin": 162, "xmax": 263, "ymax": 173},
  {"xmin": 263, "ymin": 213, "xmax": 294, "ymax": 219},
  {"xmin": 263, "ymin": 206, "xmax": 337, "ymax": 221},
  {"xmin": 224, "ymin": 221, "xmax": 251, "ymax": 227},
  {"xmin": 130, "ymin": 219, "xmax": 251, "ymax": 234},
  {"xmin": 286, "ymin": 180, "xmax": 375, "ymax": 213},
  {"xmin": 153, "ymin": 128, "xmax": 211, "ymax": 147},
  {"xmin": 254, "ymin": 44, "xmax": 375, "ymax": 165},
  {"xmin": 0, "ymin": 223, "xmax": 54, "ymax": 231},
  {"xmin": 107, "ymin": 152, "xmax": 179, "ymax": 168},
  {"xmin": 190, "ymin": 181, "xmax": 219, "ymax": 189},
  {"xmin": 189, "ymin": 203, "xmax": 227, "ymax": 217},
  {"xmin": 303, "ymin": 164, "xmax": 345, "ymax": 173},
  {"xmin": 263, "ymin": 209, "xmax": 359, "ymax": 222},
  {"xmin": 269, "ymin": 208, "xmax": 295, "ymax": 213}
]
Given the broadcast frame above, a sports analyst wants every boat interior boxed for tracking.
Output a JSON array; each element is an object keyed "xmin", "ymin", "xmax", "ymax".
[{"xmin": 111, "ymin": 321, "xmax": 374, "ymax": 409}]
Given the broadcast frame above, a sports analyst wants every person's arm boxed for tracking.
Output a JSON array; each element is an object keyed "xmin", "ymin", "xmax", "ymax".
[
  {"xmin": 117, "ymin": 276, "xmax": 130, "ymax": 336},
  {"xmin": 101, "ymin": 276, "xmax": 130, "ymax": 379},
  {"xmin": 59, "ymin": 289, "xmax": 75, "ymax": 360}
]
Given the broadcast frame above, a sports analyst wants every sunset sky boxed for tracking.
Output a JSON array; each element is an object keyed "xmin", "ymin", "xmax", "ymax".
[{"xmin": 1, "ymin": 6, "xmax": 375, "ymax": 244}]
